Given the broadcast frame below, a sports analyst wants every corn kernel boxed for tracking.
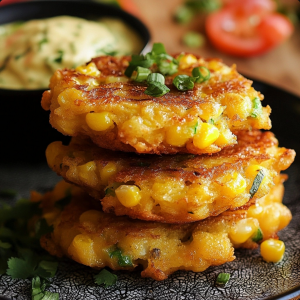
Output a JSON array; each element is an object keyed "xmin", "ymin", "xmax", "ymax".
[
  {"xmin": 179, "ymin": 54, "xmax": 198, "ymax": 69},
  {"xmin": 46, "ymin": 141, "xmax": 64, "ymax": 168},
  {"xmin": 58, "ymin": 88, "xmax": 84, "ymax": 107},
  {"xmin": 229, "ymin": 218, "xmax": 259, "ymax": 244},
  {"xmin": 115, "ymin": 185, "xmax": 141, "ymax": 207},
  {"xmin": 86, "ymin": 112, "xmax": 114, "ymax": 131},
  {"xmin": 247, "ymin": 204, "xmax": 263, "ymax": 218},
  {"xmin": 219, "ymin": 171, "xmax": 247, "ymax": 197},
  {"xmin": 100, "ymin": 162, "xmax": 118, "ymax": 185},
  {"xmin": 260, "ymin": 239, "xmax": 285, "ymax": 263},
  {"xmin": 193, "ymin": 123, "xmax": 220, "ymax": 149},
  {"xmin": 75, "ymin": 62, "xmax": 100, "ymax": 76},
  {"xmin": 79, "ymin": 210, "xmax": 102, "ymax": 225},
  {"xmin": 69, "ymin": 234, "xmax": 97, "ymax": 265},
  {"xmin": 77, "ymin": 161, "xmax": 98, "ymax": 186},
  {"xmin": 165, "ymin": 125, "xmax": 193, "ymax": 147}
]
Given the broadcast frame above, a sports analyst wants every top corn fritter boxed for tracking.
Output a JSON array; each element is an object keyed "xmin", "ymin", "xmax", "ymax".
[{"xmin": 41, "ymin": 44, "xmax": 271, "ymax": 155}]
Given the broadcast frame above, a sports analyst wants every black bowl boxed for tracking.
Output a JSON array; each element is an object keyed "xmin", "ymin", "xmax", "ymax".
[{"xmin": 0, "ymin": 0, "xmax": 150, "ymax": 163}]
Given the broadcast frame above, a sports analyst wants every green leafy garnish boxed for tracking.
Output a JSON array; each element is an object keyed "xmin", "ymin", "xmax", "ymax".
[
  {"xmin": 173, "ymin": 75, "xmax": 194, "ymax": 91},
  {"xmin": 131, "ymin": 66, "xmax": 151, "ymax": 82},
  {"xmin": 94, "ymin": 269, "xmax": 118, "ymax": 288},
  {"xmin": 53, "ymin": 50, "xmax": 64, "ymax": 64},
  {"xmin": 6, "ymin": 249, "xmax": 58, "ymax": 279},
  {"xmin": 250, "ymin": 97, "xmax": 263, "ymax": 118},
  {"xmin": 192, "ymin": 66, "xmax": 210, "ymax": 83},
  {"xmin": 252, "ymin": 228, "xmax": 263, "ymax": 243},
  {"xmin": 109, "ymin": 247, "xmax": 133, "ymax": 267},
  {"xmin": 182, "ymin": 31, "xmax": 205, "ymax": 48},
  {"xmin": 32, "ymin": 276, "xmax": 59, "ymax": 300},
  {"xmin": 193, "ymin": 121, "xmax": 199, "ymax": 134},
  {"xmin": 145, "ymin": 73, "xmax": 170, "ymax": 97},
  {"xmin": 174, "ymin": 5, "xmax": 195, "ymax": 24},
  {"xmin": 249, "ymin": 169, "xmax": 265, "ymax": 198},
  {"xmin": 215, "ymin": 272, "xmax": 230, "ymax": 286}
]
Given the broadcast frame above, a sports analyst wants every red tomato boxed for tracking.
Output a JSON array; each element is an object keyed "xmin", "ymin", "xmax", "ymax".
[{"xmin": 205, "ymin": 1, "xmax": 294, "ymax": 57}]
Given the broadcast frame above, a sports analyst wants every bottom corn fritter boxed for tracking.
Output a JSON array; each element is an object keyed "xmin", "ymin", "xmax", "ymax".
[
  {"xmin": 37, "ymin": 175, "xmax": 291, "ymax": 281},
  {"xmin": 46, "ymin": 130, "xmax": 295, "ymax": 223}
]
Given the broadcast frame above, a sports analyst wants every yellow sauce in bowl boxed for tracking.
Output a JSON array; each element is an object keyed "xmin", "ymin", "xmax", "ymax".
[{"xmin": 0, "ymin": 15, "xmax": 143, "ymax": 90}]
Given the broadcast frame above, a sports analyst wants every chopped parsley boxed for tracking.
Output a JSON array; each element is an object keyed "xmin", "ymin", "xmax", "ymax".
[
  {"xmin": 53, "ymin": 50, "xmax": 64, "ymax": 64},
  {"xmin": 108, "ymin": 247, "xmax": 133, "ymax": 267}
]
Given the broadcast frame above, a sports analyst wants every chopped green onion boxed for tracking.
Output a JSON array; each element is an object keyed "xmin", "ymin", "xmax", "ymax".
[
  {"xmin": 250, "ymin": 97, "xmax": 262, "ymax": 118},
  {"xmin": 150, "ymin": 42, "xmax": 167, "ymax": 56},
  {"xmin": 105, "ymin": 188, "xmax": 116, "ymax": 197},
  {"xmin": 216, "ymin": 272, "xmax": 230, "ymax": 286},
  {"xmin": 173, "ymin": 75, "xmax": 194, "ymax": 91},
  {"xmin": 186, "ymin": 0, "xmax": 221, "ymax": 13},
  {"xmin": 252, "ymin": 228, "xmax": 263, "ymax": 243},
  {"xmin": 249, "ymin": 169, "xmax": 265, "ymax": 198},
  {"xmin": 131, "ymin": 66, "xmax": 151, "ymax": 82},
  {"xmin": 145, "ymin": 73, "xmax": 170, "ymax": 97},
  {"xmin": 147, "ymin": 73, "xmax": 165, "ymax": 85},
  {"xmin": 145, "ymin": 81, "xmax": 170, "ymax": 97},
  {"xmin": 124, "ymin": 54, "xmax": 154, "ymax": 77},
  {"xmin": 174, "ymin": 5, "xmax": 195, "ymax": 24},
  {"xmin": 158, "ymin": 60, "xmax": 178, "ymax": 76},
  {"xmin": 182, "ymin": 31, "xmax": 205, "ymax": 48},
  {"xmin": 192, "ymin": 66, "xmax": 210, "ymax": 83}
]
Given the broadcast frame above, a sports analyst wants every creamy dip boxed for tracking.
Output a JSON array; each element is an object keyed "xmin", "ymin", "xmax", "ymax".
[{"xmin": 0, "ymin": 16, "xmax": 143, "ymax": 89}]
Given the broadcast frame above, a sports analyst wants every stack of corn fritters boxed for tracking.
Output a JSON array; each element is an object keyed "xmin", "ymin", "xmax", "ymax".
[{"xmin": 39, "ymin": 48, "xmax": 295, "ymax": 281}]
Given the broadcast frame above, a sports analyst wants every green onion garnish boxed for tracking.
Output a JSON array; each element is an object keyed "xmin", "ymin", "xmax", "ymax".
[
  {"xmin": 250, "ymin": 97, "xmax": 263, "ymax": 118},
  {"xmin": 192, "ymin": 66, "xmax": 210, "ymax": 83},
  {"xmin": 173, "ymin": 75, "xmax": 194, "ymax": 91},
  {"xmin": 174, "ymin": 5, "xmax": 195, "ymax": 24},
  {"xmin": 252, "ymin": 228, "xmax": 263, "ymax": 243},
  {"xmin": 145, "ymin": 73, "xmax": 170, "ymax": 97},
  {"xmin": 182, "ymin": 31, "xmax": 205, "ymax": 48},
  {"xmin": 150, "ymin": 42, "xmax": 167, "ymax": 56},
  {"xmin": 131, "ymin": 66, "xmax": 151, "ymax": 82},
  {"xmin": 158, "ymin": 60, "xmax": 178, "ymax": 76},
  {"xmin": 249, "ymin": 169, "xmax": 265, "ymax": 198},
  {"xmin": 145, "ymin": 82, "xmax": 170, "ymax": 97},
  {"xmin": 216, "ymin": 273, "xmax": 230, "ymax": 286}
]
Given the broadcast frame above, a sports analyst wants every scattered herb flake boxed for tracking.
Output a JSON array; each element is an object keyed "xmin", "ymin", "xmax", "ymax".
[
  {"xmin": 249, "ymin": 169, "xmax": 265, "ymax": 198},
  {"xmin": 252, "ymin": 228, "xmax": 263, "ymax": 243},
  {"xmin": 94, "ymin": 269, "xmax": 118, "ymax": 288},
  {"xmin": 216, "ymin": 272, "xmax": 230, "ymax": 286}
]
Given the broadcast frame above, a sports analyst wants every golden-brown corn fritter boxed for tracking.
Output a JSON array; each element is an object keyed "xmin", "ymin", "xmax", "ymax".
[
  {"xmin": 41, "ymin": 53, "xmax": 271, "ymax": 155},
  {"xmin": 38, "ymin": 176, "xmax": 291, "ymax": 281},
  {"xmin": 45, "ymin": 130, "xmax": 295, "ymax": 223}
]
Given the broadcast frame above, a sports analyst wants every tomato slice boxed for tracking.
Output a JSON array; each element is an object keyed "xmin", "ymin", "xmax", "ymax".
[{"xmin": 205, "ymin": 4, "xmax": 294, "ymax": 57}]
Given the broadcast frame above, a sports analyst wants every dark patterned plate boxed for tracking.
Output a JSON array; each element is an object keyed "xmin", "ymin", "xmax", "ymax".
[{"xmin": 0, "ymin": 79, "xmax": 300, "ymax": 300}]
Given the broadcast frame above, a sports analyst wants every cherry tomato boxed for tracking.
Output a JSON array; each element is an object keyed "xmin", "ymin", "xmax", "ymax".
[{"xmin": 205, "ymin": 0, "xmax": 294, "ymax": 57}]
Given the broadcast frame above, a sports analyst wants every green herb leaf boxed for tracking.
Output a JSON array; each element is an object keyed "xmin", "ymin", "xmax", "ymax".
[
  {"xmin": 250, "ymin": 97, "xmax": 262, "ymax": 118},
  {"xmin": 216, "ymin": 272, "xmax": 230, "ymax": 286},
  {"xmin": 94, "ymin": 269, "xmax": 118, "ymax": 287},
  {"xmin": 252, "ymin": 228, "xmax": 263, "ymax": 243},
  {"xmin": 249, "ymin": 169, "xmax": 265, "ymax": 198},
  {"xmin": 32, "ymin": 276, "xmax": 59, "ymax": 300},
  {"xmin": 109, "ymin": 247, "xmax": 133, "ymax": 267},
  {"xmin": 186, "ymin": 0, "xmax": 221, "ymax": 13},
  {"xmin": 53, "ymin": 50, "xmax": 64, "ymax": 64},
  {"xmin": 192, "ymin": 66, "xmax": 210, "ymax": 83},
  {"xmin": 173, "ymin": 75, "xmax": 194, "ymax": 91},
  {"xmin": 183, "ymin": 31, "xmax": 205, "ymax": 48}
]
